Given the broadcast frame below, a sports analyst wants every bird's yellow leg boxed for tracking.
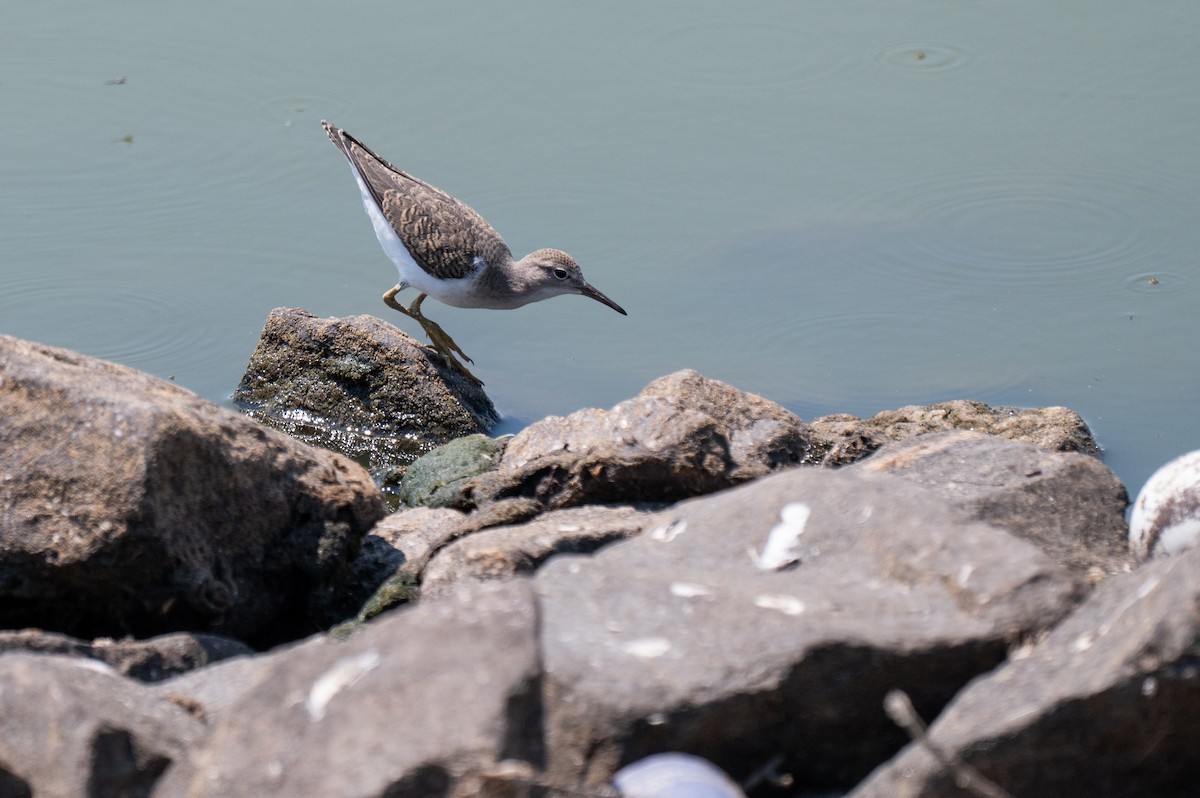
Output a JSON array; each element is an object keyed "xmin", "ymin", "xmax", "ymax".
[
  {"xmin": 381, "ymin": 286, "xmax": 482, "ymax": 385},
  {"xmin": 407, "ymin": 294, "xmax": 475, "ymax": 365}
]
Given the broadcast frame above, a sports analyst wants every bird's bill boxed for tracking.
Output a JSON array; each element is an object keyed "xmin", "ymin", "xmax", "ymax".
[{"xmin": 580, "ymin": 282, "xmax": 628, "ymax": 315}]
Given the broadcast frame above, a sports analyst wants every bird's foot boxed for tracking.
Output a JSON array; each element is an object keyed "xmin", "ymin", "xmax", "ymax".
[
  {"xmin": 415, "ymin": 315, "xmax": 474, "ymax": 365},
  {"xmin": 416, "ymin": 317, "xmax": 483, "ymax": 386}
]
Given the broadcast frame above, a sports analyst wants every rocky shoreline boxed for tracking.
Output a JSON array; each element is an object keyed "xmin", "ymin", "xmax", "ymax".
[{"xmin": 0, "ymin": 311, "xmax": 1196, "ymax": 797}]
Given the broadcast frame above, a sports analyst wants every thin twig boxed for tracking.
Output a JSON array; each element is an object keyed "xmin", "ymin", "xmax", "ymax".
[{"xmin": 884, "ymin": 690, "xmax": 1016, "ymax": 798}]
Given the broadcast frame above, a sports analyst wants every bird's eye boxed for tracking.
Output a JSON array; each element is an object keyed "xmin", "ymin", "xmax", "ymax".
[{"xmin": 553, "ymin": 267, "xmax": 568, "ymax": 279}]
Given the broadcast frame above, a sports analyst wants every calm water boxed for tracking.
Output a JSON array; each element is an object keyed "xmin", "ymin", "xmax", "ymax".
[{"xmin": 3, "ymin": 1, "xmax": 1199, "ymax": 500}]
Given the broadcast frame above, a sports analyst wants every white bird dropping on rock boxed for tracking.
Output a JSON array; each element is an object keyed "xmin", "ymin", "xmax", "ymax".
[
  {"xmin": 752, "ymin": 502, "xmax": 811, "ymax": 570},
  {"xmin": 1130, "ymin": 450, "xmax": 1200, "ymax": 559}
]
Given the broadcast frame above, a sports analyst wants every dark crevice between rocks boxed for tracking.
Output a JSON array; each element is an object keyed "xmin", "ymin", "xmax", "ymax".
[
  {"xmin": 380, "ymin": 764, "xmax": 452, "ymax": 798},
  {"xmin": 0, "ymin": 766, "xmax": 31, "ymax": 798},
  {"xmin": 597, "ymin": 639, "xmax": 1011, "ymax": 795},
  {"xmin": 85, "ymin": 727, "xmax": 171, "ymax": 798}
]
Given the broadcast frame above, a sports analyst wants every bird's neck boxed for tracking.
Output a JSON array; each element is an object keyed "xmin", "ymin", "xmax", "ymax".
[{"xmin": 473, "ymin": 254, "xmax": 536, "ymax": 309}]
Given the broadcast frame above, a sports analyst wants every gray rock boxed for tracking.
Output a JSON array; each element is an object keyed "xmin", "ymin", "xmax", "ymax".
[
  {"xmin": 233, "ymin": 308, "xmax": 499, "ymax": 480},
  {"xmin": 339, "ymin": 499, "xmax": 615, "ymax": 623},
  {"xmin": 0, "ymin": 334, "xmax": 385, "ymax": 646},
  {"xmin": 468, "ymin": 370, "xmax": 813, "ymax": 511},
  {"xmin": 810, "ymin": 400, "xmax": 1100, "ymax": 467},
  {"xmin": 0, "ymin": 653, "xmax": 204, "ymax": 797},
  {"xmin": 850, "ymin": 543, "xmax": 1200, "ymax": 798},
  {"xmin": 400, "ymin": 433, "xmax": 506, "ymax": 509},
  {"xmin": 154, "ymin": 580, "xmax": 542, "ymax": 798},
  {"xmin": 857, "ymin": 431, "xmax": 1132, "ymax": 579},
  {"xmin": 421, "ymin": 505, "xmax": 655, "ymax": 599},
  {"xmin": 636, "ymin": 370, "xmax": 815, "ymax": 481},
  {"xmin": 0, "ymin": 629, "xmax": 252, "ymax": 683},
  {"xmin": 535, "ymin": 468, "xmax": 1082, "ymax": 792}
]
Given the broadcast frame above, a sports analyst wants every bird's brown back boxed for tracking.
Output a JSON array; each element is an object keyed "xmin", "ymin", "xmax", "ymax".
[{"xmin": 327, "ymin": 124, "xmax": 513, "ymax": 279}]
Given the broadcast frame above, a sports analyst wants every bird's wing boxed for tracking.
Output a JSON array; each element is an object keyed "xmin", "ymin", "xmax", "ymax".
[{"xmin": 326, "ymin": 124, "xmax": 512, "ymax": 279}]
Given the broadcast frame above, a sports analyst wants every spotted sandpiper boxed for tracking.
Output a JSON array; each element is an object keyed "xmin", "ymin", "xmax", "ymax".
[{"xmin": 322, "ymin": 121, "xmax": 626, "ymax": 385}]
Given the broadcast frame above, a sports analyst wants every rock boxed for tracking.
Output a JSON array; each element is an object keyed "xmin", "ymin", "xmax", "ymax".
[
  {"xmin": 0, "ymin": 629, "xmax": 251, "ymax": 682},
  {"xmin": 810, "ymin": 400, "xmax": 1100, "ymax": 467},
  {"xmin": 0, "ymin": 653, "xmax": 204, "ymax": 797},
  {"xmin": 336, "ymin": 498, "xmax": 585, "ymax": 626},
  {"xmin": 420, "ymin": 505, "xmax": 655, "ymax": 599},
  {"xmin": 0, "ymin": 334, "xmax": 385, "ymax": 646},
  {"xmin": 233, "ymin": 308, "xmax": 499, "ymax": 483},
  {"xmin": 857, "ymin": 431, "xmax": 1132, "ymax": 578},
  {"xmin": 399, "ymin": 433, "xmax": 506, "ymax": 509},
  {"xmin": 850, "ymin": 544, "xmax": 1200, "ymax": 798},
  {"xmin": 1129, "ymin": 449, "xmax": 1200, "ymax": 559},
  {"xmin": 613, "ymin": 753, "xmax": 747, "ymax": 798},
  {"xmin": 636, "ymin": 370, "xmax": 815, "ymax": 482},
  {"xmin": 467, "ymin": 370, "xmax": 814, "ymax": 511},
  {"xmin": 535, "ymin": 468, "xmax": 1082, "ymax": 791},
  {"xmin": 328, "ymin": 507, "xmax": 465, "ymax": 629},
  {"xmin": 154, "ymin": 580, "xmax": 542, "ymax": 798}
]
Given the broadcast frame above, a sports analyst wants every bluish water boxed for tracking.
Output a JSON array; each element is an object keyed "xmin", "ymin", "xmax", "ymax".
[{"xmin": 3, "ymin": 1, "xmax": 1199, "ymax": 500}]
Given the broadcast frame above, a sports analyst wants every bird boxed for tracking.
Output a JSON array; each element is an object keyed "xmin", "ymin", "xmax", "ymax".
[{"xmin": 321, "ymin": 120, "xmax": 626, "ymax": 385}]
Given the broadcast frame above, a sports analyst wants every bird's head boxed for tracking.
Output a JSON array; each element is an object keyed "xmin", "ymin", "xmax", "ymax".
[{"xmin": 520, "ymin": 248, "xmax": 627, "ymax": 314}]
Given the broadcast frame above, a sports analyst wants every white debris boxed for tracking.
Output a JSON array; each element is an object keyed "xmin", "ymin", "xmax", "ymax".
[
  {"xmin": 751, "ymin": 502, "xmax": 811, "ymax": 570},
  {"xmin": 649, "ymin": 519, "xmax": 687, "ymax": 542},
  {"xmin": 753, "ymin": 594, "xmax": 806, "ymax": 616},
  {"xmin": 305, "ymin": 649, "xmax": 381, "ymax": 721},
  {"xmin": 670, "ymin": 582, "xmax": 713, "ymax": 598},
  {"xmin": 621, "ymin": 637, "xmax": 672, "ymax": 658}
]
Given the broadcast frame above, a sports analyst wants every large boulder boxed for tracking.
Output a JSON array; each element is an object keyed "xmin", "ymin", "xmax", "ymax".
[
  {"xmin": 851, "ymin": 543, "xmax": 1200, "ymax": 798},
  {"xmin": 154, "ymin": 580, "xmax": 542, "ymax": 798},
  {"xmin": 0, "ymin": 334, "xmax": 385, "ymax": 646},
  {"xmin": 534, "ymin": 467, "xmax": 1083, "ymax": 791}
]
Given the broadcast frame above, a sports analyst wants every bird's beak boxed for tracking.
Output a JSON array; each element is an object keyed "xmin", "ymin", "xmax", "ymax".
[{"xmin": 579, "ymin": 282, "xmax": 627, "ymax": 315}]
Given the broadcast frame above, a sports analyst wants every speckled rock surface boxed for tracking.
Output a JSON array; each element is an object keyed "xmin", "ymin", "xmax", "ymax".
[
  {"xmin": 0, "ymin": 333, "xmax": 385, "ymax": 646},
  {"xmin": 234, "ymin": 308, "xmax": 498, "ymax": 480}
]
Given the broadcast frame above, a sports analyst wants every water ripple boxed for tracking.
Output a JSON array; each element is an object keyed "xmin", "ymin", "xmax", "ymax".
[
  {"xmin": 638, "ymin": 18, "xmax": 856, "ymax": 91},
  {"xmin": 828, "ymin": 165, "xmax": 1189, "ymax": 292},
  {"xmin": 1122, "ymin": 270, "xmax": 1189, "ymax": 294},
  {"xmin": 874, "ymin": 42, "xmax": 970, "ymax": 72},
  {"xmin": 740, "ymin": 304, "xmax": 1030, "ymax": 407},
  {"xmin": 0, "ymin": 273, "xmax": 221, "ymax": 379}
]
